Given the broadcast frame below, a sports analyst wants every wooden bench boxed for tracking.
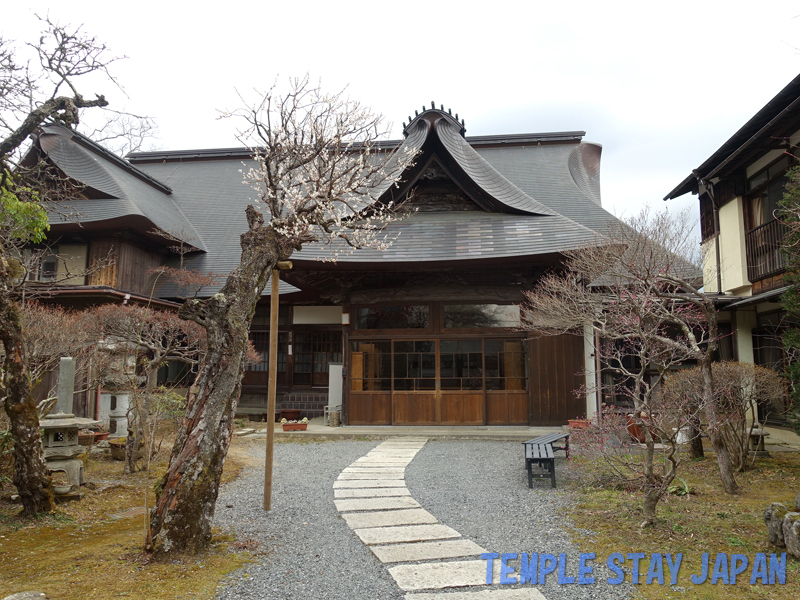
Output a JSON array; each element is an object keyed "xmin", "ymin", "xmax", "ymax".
[{"xmin": 522, "ymin": 432, "xmax": 570, "ymax": 489}]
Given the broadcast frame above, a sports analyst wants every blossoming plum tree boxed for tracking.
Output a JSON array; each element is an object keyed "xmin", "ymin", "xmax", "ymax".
[{"xmin": 146, "ymin": 76, "xmax": 417, "ymax": 556}]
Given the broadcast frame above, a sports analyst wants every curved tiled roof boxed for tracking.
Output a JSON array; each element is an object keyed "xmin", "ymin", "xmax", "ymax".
[
  {"xmin": 39, "ymin": 124, "xmax": 205, "ymax": 251},
  {"xmin": 292, "ymin": 210, "xmax": 601, "ymax": 264},
  {"xmin": 474, "ymin": 142, "xmax": 618, "ymax": 233},
  {"xmin": 435, "ymin": 117, "xmax": 558, "ymax": 216},
  {"xmin": 113, "ymin": 109, "xmax": 625, "ymax": 297}
]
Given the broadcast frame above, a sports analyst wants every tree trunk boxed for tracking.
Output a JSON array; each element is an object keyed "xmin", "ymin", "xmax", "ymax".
[
  {"xmin": 641, "ymin": 488, "xmax": 659, "ymax": 527},
  {"xmin": 701, "ymin": 358, "xmax": 738, "ymax": 494},
  {"xmin": 687, "ymin": 414, "xmax": 705, "ymax": 459},
  {"xmin": 146, "ymin": 207, "xmax": 282, "ymax": 557},
  {"xmin": 0, "ymin": 293, "xmax": 54, "ymax": 516},
  {"xmin": 125, "ymin": 369, "xmax": 157, "ymax": 474}
]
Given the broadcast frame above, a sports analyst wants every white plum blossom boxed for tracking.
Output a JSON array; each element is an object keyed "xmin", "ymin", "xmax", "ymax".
[{"xmin": 224, "ymin": 75, "xmax": 419, "ymax": 261}]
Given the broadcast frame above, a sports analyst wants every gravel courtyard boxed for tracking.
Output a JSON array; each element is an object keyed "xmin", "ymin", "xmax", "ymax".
[{"xmin": 212, "ymin": 438, "xmax": 632, "ymax": 600}]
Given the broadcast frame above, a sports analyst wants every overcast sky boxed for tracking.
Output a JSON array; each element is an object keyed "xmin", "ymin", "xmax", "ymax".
[{"xmin": 5, "ymin": 1, "xmax": 800, "ymax": 224}]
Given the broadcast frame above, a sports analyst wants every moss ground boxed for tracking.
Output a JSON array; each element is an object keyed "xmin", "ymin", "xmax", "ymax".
[
  {"xmin": 564, "ymin": 449, "xmax": 800, "ymax": 599},
  {"xmin": 0, "ymin": 437, "xmax": 260, "ymax": 600}
]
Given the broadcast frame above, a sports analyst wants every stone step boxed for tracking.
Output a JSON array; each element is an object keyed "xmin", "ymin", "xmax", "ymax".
[
  {"xmin": 354, "ymin": 524, "xmax": 460, "ymax": 545},
  {"xmin": 404, "ymin": 589, "xmax": 547, "ymax": 600},
  {"xmin": 350, "ymin": 462, "xmax": 412, "ymax": 467},
  {"xmin": 334, "ymin": 487, "xmax": 412, "ymax": 498},
  {"xmin": 389, "ymin": 559, "xmax": 502, "ymax": 591},
  {"xmin": 341, "ymin": 508, "xmax": 438, "ymax": 529},
  {"xmin": 335, "ymin": 496, "xmax": 421, "ymax": 512},
  {"xmin": 338, "ymin": 472, "xmax": 405, "ymax": 480},
  {"xmin": 371, "ymin": 539, "xmax": 487, "ymax": 564},
  {"xmin": 333, "ymin": 480, "xmax": 407, "ymax": 488},
  {"xmin": 343, "ymin": 467, "xmax": 406, "ymax": 473}
]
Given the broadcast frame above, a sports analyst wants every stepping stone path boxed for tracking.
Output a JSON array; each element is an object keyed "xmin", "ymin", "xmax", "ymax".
[{"xmin": 334, "ymin": 437, "xmax": 548, "ymax": 600}]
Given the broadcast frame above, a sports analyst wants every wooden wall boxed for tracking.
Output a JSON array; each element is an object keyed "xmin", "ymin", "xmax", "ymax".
[
  {"xmin": 87, "ymin": 238, "xmax": 161, "ymax": 295},
  {"xmin": 349, "ymin": 392, "xmax": 391, "ymax": 425},
  {"xmin": 528, "ymin": 333, "xmax": 585, "ymax": 425}
]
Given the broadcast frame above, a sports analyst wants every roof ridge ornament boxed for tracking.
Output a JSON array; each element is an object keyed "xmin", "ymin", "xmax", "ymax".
[{"xmin": 403, "ymin": 102, "xmax": 466, "ymax": 138}]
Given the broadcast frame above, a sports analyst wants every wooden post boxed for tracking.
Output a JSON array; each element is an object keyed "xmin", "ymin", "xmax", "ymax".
[
  {"xmin": 263, "ymin": 268, "xmax": 280, "ymax": 510},
  {"xmin": 263, "ymin": 261, "xmax": 291, "ymax": 511}
]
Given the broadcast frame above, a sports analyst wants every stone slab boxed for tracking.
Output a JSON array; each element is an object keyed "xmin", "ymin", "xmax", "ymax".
[
  {"xmin": 335, "ymin": 487, "xmax": 412, "ymax": 498},
  {"xmin": 389, "ymin": 559, "xmax": 502, "ymax": 591},
  {"xmin": 367, "ymin": 454, "xmax": 418, "ymax": 460},
  {"xmin": 351, "ymin": 461, "xmax": 412, "ymax": 467},
  {"xmin": 404, "ymin": 589, "xmax": 547, "ymax": 600},
  {"xmin": 335, "ymin": 496, "xmax": 421, "ymax": 512},
  {"xmin": 338, "ymin": 472, "xmax": 405, "ymax": 480},
  {"xmin": 377, "ymin": 443, "xmax": 427, "ymax": 447},
  {"xmin": 341, "ymin": 508, "xmax": 437, "ymax": 529},
  {"xmin": 343, "ymin": 467, "xmax": 406, "ymax": 473},
  {"xmin": 333, "ymin": 480, "xmax": 407, "ymax": 488},
  {"xmin": 367, "ymin": 454, "xmax": 418, "ymax": 459},
  {"xmin": 371, "ymin": 539, "xmax": 487, "ymax": 563},
  {"xmin": 108, "ymin": 506, "xmax": 146, "ymax": 520},
  {"xmin": 354, "ymin": 524, "xmax": 460, "ymax": 545}
]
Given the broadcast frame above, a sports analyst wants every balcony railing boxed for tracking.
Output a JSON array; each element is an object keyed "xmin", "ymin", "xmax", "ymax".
[{"xmin": 745, "ymin": 219, "xmax": 787, "ymax": 283}]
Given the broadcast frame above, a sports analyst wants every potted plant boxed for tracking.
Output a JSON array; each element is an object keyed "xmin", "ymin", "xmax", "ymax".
[
  {"xmin": 93, "ymin": 430, "xmax": 110, "ymax": 442},
  {"xmin": 78, "ymin": 429, "xmax": 95, "ymax": 446},
  {"xmin": 567, "ymin": 417, "xmax": 591, "ymax": 430},
  {"xmin": 281, "ymin": 417, "xmax": 309, "ymax": 432}
]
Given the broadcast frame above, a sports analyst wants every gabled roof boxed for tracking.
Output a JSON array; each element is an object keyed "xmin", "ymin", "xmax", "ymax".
[
  {"xmin": 34, "ymin": 124, "xmax": 205, "ymax": 251},
  {"xmin": 665, "ymin": 72, "xmax": 800, "ymax": 200},
  {"xmin": 291, "ymin": 108, "xmax": 608, "ymax": 265},
  {"xmin": 376, "ymin": 109, "xmax": 558, "ymax": 216}
]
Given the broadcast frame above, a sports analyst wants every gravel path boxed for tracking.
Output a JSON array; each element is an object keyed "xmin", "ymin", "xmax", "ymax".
[{"xmin": 213, "ymin": 438, "xmax": 632, "ymax": 600}]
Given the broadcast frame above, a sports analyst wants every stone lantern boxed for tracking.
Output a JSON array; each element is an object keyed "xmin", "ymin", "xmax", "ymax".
[
  {"xmin": 40, "ymin": 357, "xmax": 99, "ymax": 495},
  {"xmin": 41, "ymin": 412, "xmax": 100, "ymax": 494}
]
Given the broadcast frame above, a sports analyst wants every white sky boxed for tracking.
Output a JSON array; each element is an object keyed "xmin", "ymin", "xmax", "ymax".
[{"xmin": 5, "ymin": 1, "xmax": 800, "ymax": 225}]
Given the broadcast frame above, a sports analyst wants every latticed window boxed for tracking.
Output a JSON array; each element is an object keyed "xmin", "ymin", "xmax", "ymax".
[{"xmin": 294, "ymin": 332, "xmax": 341, "ymax": 386}]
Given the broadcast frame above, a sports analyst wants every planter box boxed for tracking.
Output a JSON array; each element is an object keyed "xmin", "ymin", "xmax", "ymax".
[
  {"xmin": 282, "ymin": 423, "xmax": 307, "ymax": 432},
  {"xmin": 281, "ymin": 409, "xmax": 302, "ymax": 421},
  {"xmin": 567, "ymin": 419, "xmax": 591, "ymax": 430}
]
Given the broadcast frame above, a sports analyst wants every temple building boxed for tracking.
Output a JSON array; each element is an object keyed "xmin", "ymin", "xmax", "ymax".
[{"xmin": 30, "ymin": 105, "xmax": 622, "ymax": 425}]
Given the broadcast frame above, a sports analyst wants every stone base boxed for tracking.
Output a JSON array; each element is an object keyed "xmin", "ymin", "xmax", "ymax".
[
  {"xmin": 46, "ymin": 458, "xmax": 85, "ymax": 492},
  {"xmin": 54, "ymin": 491, "xmax": 83, "ymax": 503}
]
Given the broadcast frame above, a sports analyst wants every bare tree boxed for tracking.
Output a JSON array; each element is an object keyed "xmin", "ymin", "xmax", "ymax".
[
  {"xmin": 0, "ymin": 15, "xmax": 136, "ymax": 516},
  {"xmin": 145, "ymin": 76, "xmax": 416, "ymax": 557},
  {"xmin": 92, "ymin": 304, "xmax": 206, "ymax": 474},
  {"xmin": 522, "ymin": 207, "xmax": 740, "ymax": 507},
  {"xmin": 19, "ymin": 301, "xmax": 107, "ymax": 415},
  {"xmin": 663, "ymin": 362, "xmax": 786, "ymax": 472},
  {"xmin": 83, "ymin": 110, "xmax": 158, "ymax": 156}
]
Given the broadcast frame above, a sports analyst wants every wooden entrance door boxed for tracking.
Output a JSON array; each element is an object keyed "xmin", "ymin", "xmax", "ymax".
[
  {"xmin": 351, "ymin": 337, "xmax": 528, "ymax": 426},
  {"xmin": 391, "ymin": 339, "xmax": 486, "ymax": 425},
  {"xmin": 392, "ymin": 340, "xmax": 437, "ymax": 425},
  {"xmin": 438, "ymin": 339, "xmax": 485, "ymax": 425}
]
